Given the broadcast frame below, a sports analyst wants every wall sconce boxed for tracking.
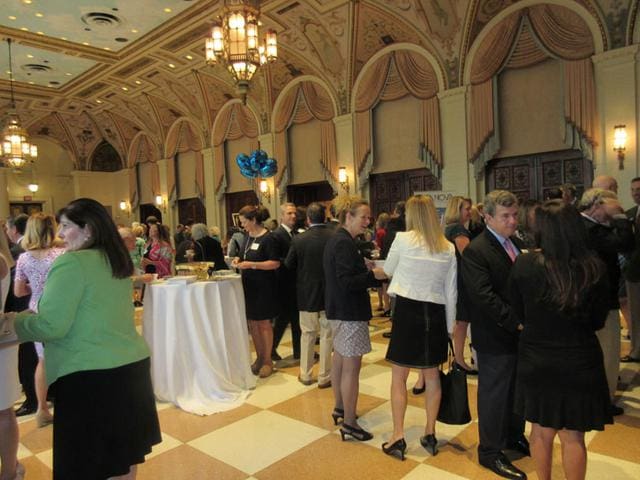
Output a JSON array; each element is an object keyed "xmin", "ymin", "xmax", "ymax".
[
  {"xmin": 155, "ymin": 195, "xmax": 167, "ymax": 213},
  {"xmin": 338, "ymin": 166, "xmax": 350, "ymax": 193},
  {"xmin": 613, "ymin": 124, "xmax": 627, "ymax": 170},
  {"xmin": 119, "ymin": 200, "xmax": 131, "ymax": 215},
  {"xmin": 259, "ymin": 179, "xmax": 271, "ymax": 202},
  {"xmin": 27, "ymin": 183, "xmax": 38, "ymax": 193}
]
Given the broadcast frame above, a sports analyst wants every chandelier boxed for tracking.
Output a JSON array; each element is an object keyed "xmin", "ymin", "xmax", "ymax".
[
  {"xmin": 1, "ymin": 39, "xmax": 37, "ymax": 169},
  {"xmin": 205, "ymin": 0, "xmax": 277, "ymax": 102}
]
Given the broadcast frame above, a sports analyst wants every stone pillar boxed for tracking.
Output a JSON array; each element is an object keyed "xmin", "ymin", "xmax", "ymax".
[
  {"xmin": 202, "ymin": 147, "xmax": 220, "ymax": 228},
  {"xmin": 157, "ymin": 158, "xmax": 174, "ymax": 234},
  {"xmin": 0, "ymin": 168, "xmax": 10, "ymax": 220},
  {"xmin": 333, "ymin": 113, "xmax": 356, "ymax": 195},
  {"xmin": 259, "ymin": 133, "xmax": 277, "ymax": 216},
  {"xmin": 593, "ymin": 45, "xmax": 639, "ymax": 206}
]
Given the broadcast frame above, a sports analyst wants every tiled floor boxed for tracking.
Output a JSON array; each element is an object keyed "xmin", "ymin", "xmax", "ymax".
[{"xmin": 12, "ymin": 308, "xmax": 640, "ymax": 479}]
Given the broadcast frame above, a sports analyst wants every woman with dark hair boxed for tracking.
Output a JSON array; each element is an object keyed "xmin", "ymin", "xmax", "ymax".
[
  {"xmin": 510, "ymin": 200, "xmax": 611, "ymax": 480},
  {"xmin": 232, "ymin": 205, "xmax": 280, "ymax": 378},
  {"xmin": 324, "ymin": 196, "xmax": 383, "ymax": 442},
  {"xmin": 141, "ymin": 223, "xmax": 173, "ymax": 278},
  {"xmin": 11, "ymin": 198, "xmax": 161, "ymax": 480}
]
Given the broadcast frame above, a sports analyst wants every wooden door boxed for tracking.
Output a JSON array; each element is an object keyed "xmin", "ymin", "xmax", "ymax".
[
  {"xmin": 139, "ymin": 204, "xmax": 162, "ymax": 224},
  {"xmin": 286, "ymin": 181, "xmax": 334, "ymax": 206},
  {"xmin": 225, "ymin": 190, "xmax": 259, "ymax": 229},
  {"xmin": 177, "ymin": 198, "xmax": 206, "ymax": 224},
  {"xmin": 369, "ymin": 168, "xmax": 440, "ymax": 218},
  {"xmin": 486, "ymin": 149, "xmax": 593, "ymax": 202}
]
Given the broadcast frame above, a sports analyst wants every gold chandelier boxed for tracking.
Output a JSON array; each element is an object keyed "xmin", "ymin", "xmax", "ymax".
[
  {"xmin": 1, "ymin": 39, "xmax": 37, "ymax": 169},
  {"xmin": 205, "ymin": 0, "xmax": 277, "ymax": 102}
]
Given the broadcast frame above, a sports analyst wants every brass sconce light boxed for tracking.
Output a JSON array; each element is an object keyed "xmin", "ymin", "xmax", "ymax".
[
  {"xmin": 613, "ymin": 124, "xmax": 627, "ymax": 170},
  {"xmin": 119, "ymin": 200, "xmax": 131, "ymax": 215},
  {"xmin": 338, "ymin": 166, "xmax": 350, "ymax": 193},
  {"xmin": 155, "ymin": 195, "xmax": 167, "ymax": 213},
  {"xmin": 259, "ymin": 179, "xmax": 271, "ymax": 202},
  {"xmin": 27, "ymin": 183, "xmax": 39, "ymax": 193}
]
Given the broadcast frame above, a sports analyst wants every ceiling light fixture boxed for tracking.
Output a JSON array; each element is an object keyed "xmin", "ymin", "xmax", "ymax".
[
  {"xmin": 1, "ymin": 39, "xmax": 38, "ymax": 170},
  {"xmin": 205, "ymin": 0, "xmax": 277, "ymax": 103}
]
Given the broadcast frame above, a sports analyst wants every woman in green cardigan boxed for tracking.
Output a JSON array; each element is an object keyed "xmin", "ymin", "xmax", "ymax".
[{"xmin": 13, "ymin": 198, "xmax": 161, "ymax": 480}]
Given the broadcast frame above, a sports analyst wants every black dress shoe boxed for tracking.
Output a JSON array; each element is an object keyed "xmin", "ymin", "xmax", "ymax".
[
  {"xmin": 271, "ymin": 351, "xmax": 282, "ymax": 361},
  {"xmin": 15, "ymin": 402, "xmax": 37, "ymax": 417},
  {"xmin": 382, "ymin": 331, "xmax": 392, "ymax": 338},
  {"xmin": 610, "ymin": 404, "xmax": 624, "ymax": 416},
  {"xmin": 507, "ymin": 437, "xmax": 530, "ymax": 457},
  {"xmin": 480, "ymin": 454, "xmax": 527, "ymax": 479}
]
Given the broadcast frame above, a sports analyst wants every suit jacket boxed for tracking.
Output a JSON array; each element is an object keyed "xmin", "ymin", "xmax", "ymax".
[
  {"xmin": 624, "ymin": 205, "xmax": 640, "ymax": 282},
  {"xmin": 271, "ymin": 225, "xmax": 297, "ymax": 304},
  {"xmin": 582, "ymin": 215, "xmax": 634, "ymax": 308},
  {"xmin": 323, "ymin": 228, "xmax": 380, "ymax": 322},
  {"xmin": 284, "ymin": 224, "xmax": 334, "ymax": 312},
  {"xmin": 6, "ymin": 242, "xmax": 30, "ymax": 312},
  {"xmin": 461, "ymin": 229, "xmax": 523, "ymax": 354}
]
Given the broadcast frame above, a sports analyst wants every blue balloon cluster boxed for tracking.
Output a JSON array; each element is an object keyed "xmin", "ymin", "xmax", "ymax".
[{"xmin": 236, "ymin": 150, "xmax": 278, "ymax": 179}]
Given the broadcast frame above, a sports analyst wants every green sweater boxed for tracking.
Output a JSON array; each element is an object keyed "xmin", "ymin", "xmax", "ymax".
[{"xmin": 15, "ymin": 249, "xmax": 150, "ymax": 385}]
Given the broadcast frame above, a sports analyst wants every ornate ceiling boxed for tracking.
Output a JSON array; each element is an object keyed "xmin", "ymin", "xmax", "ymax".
[{"xmin": 0, "ymin": 0, "xmax": 636, "ymax": 170}]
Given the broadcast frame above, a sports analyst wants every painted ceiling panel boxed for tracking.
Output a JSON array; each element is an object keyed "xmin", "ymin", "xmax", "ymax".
[{"xmin": 1, "ymin": 0, "xmax": 199, "ymax": 51}]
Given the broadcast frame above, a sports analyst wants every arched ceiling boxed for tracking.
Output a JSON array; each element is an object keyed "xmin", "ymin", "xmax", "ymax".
[{"xmin": 0, "ymin": 0, "xmax": 632, "ymax": 169}]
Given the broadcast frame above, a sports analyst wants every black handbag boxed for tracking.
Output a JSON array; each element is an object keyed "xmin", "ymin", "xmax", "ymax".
[{"xmin": 437, "ymin": 339, "xmax": 472, "ymax": 425}]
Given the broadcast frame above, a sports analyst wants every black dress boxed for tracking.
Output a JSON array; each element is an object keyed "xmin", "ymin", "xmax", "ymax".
[
  {"xmin": 509, "ymin": 252, "xmax": 613, "ymax": 431},
  {"xmin": 445, "ymin": 223, "xmax": 470, "ymax": 323},
  {"xmin": 239, "ymin": 231, "xmax": 280, "ymax": 320}
]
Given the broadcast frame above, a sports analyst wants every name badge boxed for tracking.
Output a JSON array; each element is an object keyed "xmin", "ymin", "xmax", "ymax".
[{"xmin": 250, "ymin": 242, "xmax": 260, "ymax": 251}]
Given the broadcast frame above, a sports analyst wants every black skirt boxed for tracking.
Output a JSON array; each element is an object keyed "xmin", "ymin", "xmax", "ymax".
[
  {"xmin": 386, "ymin": 296, "xmax": 448, "ymax": 368},
  {"xmin": 51, "ymin": 357, "xmax": 162, "ymax": 480}
]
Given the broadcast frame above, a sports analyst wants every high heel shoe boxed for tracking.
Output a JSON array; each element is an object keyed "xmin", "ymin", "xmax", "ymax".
[
  {"xmin": 412, "ymin": 384, "xmax": 425, "ymax": 395},
  {"xmin": 340, "ymin": 423, "xmax": 373, "ymax": 442},
  {"xmin": 420, "ymin": 434, "xmax": 438, "ymax": 456},
  {"xmin": 382, "ymin": 438, "xmax": 407, "ymax": 460},
  {"xmin": 331, "ymin": 408, "xmax": 359, "ymax": 426},
  {"xmin": 452, "ymin": 362, "xmax": 478, "ymax": 375}
]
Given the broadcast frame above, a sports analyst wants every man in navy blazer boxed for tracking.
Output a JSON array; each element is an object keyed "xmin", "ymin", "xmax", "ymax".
[
  {"xmin": 285, "ymin": 202, "xmax": 334, "ymax": 387},
  {"xmin": 462, "ymin": 190, "xmax": 528, "ymax": 480}
]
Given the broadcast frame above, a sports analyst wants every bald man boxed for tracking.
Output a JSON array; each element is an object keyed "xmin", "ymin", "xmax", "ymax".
[{"xmin": 593, "ymin": 175, "xmax": 618, "ymax": 194}]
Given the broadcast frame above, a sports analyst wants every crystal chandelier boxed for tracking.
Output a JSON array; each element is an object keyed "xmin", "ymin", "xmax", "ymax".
[
  {"xmin": 1, "ymin": 39, "xmax": 37, "ymax": 169},
  {"xmin": 205, "ymin": 0, "xmax": 277, "ymax": 102}
]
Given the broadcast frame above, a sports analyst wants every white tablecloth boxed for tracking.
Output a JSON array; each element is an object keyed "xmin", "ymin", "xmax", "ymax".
[{"xmin": 143, "ymin": 277, "xmax": 255, "ymax": 415}]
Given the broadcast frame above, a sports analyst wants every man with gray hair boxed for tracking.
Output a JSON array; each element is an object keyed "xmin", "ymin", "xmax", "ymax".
[
  {"xmin": 580, "ymin": 187, "xmax": 634, "ymax": 416},
  {"xmin": 285, "ymin": 202, "xmax": 334, "ymax": 387},
  {"xmin": 462, "ymin": 190, "xmax": 528, "ymax": 480},
  {"xmin": 190, "ymin": 223, "xmax": 226, "ymax": 270},
  {"xmin": 592, "ymin": 174, "xmax": 618, "ymax": 194}
]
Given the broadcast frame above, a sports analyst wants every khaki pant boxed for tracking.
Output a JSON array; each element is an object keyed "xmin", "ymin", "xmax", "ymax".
[
  {"xmin": 596, "ymin": 310, "xmax": 621, "ymax": 400},
  {"xmin": 299, "ymin": 311, "xmax": 332, "ymax": 385}
]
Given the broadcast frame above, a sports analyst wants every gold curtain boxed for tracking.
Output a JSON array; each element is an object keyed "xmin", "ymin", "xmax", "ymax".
[
  {"xmin": 150, "ymin": 160, "xmax": 160, "ymax": 197},
  {"xmin": 528, "ymin": 4, "xmax": 594, "ymax": 60},
  {"xmin": 128, "ymin": 166, "xmax": 138, "ymax": 207},
  {"xmin": 195, "ymin": 151, "xmax": 204, "ymax": 200},
  {"xmin": 564, "ymin": 59, "xmax": 598, "ymax": 145},
  {"xmin": 166, "ymin": 156, "xmax": 176, "ymax": 202}
]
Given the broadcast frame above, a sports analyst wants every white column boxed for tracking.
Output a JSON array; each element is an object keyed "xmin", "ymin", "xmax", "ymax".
[
  {"xmin": 157, "ymin": 158, "xmax": 174, "ymax": 233},
  {"xmin": 259, "ymin": 133, "xmax": 277, "ymax": 214},
  {"xmin": 333, "ymin": 113, "xmax": 356, "ymax": 195},
  {"xmin": 438, "ymin": 86, "xmax": 475, "ymax": 199},
  {"xmin": 593, "ymin": 45, "xmax": 639, "ymax": 206},
  {"xmin": 202, "ymin": 147, "xmax": 220, "ymax": 228}
]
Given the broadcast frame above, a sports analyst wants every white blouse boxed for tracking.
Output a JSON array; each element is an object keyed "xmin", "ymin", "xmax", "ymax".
[{"xmin": 384, "ymin": 231, "xmax": 457, "ymax": 333}]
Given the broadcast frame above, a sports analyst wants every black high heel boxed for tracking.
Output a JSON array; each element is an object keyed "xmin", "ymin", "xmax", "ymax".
[
  {"xmin": 412, "ymin": 384, "xmax": 425, "ymax": 395},
  {"xmin": 340, "ymin": 424, "xmax": 373, "ymax": 442},
  {"xmin": 420, "ymin": 434, "xmax": 438, "ymax": 456},
  {"xmin": 331, "ymin": 408, "xmax": 344, "ymax": 425},
  {"xmin": 382, "ymin": 438, "xmax": 407, "ymax": 460}
]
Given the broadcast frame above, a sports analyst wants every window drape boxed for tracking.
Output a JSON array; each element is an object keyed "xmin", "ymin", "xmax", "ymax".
[{"xmin": 353, "ymin": 50, "xmax": 441, "ymax": 175}]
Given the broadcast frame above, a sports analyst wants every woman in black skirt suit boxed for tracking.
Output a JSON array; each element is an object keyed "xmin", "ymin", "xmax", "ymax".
[
  {"xmin": 374, "ymin": 195, "xmax": 457, "ymax": 459},
  {"xmin": 510, "ymin": 200, "xmax": 612, "ymax": 480},
  {"xmin": 232, "ymin": 205, "xmax": 280, "ymax": 378}
]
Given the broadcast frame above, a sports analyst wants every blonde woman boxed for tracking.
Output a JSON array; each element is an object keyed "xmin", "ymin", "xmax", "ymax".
[
  {"xmin": 375, "ymin": 195, "xmax": 457, "ymax": 459},
  {"xmin": 14, "ymin": 214, "xmax": 65, "ymax": 427}
]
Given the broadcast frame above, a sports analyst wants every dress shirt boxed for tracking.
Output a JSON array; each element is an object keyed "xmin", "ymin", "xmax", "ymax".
[
  {"xmin": 384, "ymin": 231, "xmax": 457, "ymax": 332},
  {"xmin": 486, "ymin": 225, "xmax": 520, "ymax": 258}
]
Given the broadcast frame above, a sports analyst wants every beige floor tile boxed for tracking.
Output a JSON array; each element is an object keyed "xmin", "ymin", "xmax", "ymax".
[
  {"xmin": 588, "ymin": 415, "xmax": 640, "ymax": 464},
  {"xmin": 138, "ymin": 444, "xmax": 248, "ymax": 480},
  {"xmin": 18, "ymin": 456, "xmax": 52, "ymax": 479},
  {"xmin": 35, "ymin": 449, "xmax": 52, "ymax": 470},
  {"xmin": 363, "ymin": 338, "xmax": 390, "ymax": 364},
  {"xmin": 16, "ymin": 443, "xmax": 33, "ymax": 460},
  {"xmin": 17, "ymin": 419, "xmax": 53, "ymax": 455},
  {"xmin": 401, "ymin": 463, "xmax": 469, "ymax": 480},
  {"xmin": 145, "ymin": 432, "xmax": 183, "ymax": 460},
  {"xmin": 244, "ymin": 370, "xmax": 315, "ymax": 409},
  {"xmin": 359, "ymin": 363, "xmax": 394, "ymax": 400},
  {"xmin": 268, "ymin": 385, "xmax": 342, "ymax": 430},
  {"xmin": 159, "ymin": 403, "xmax": 262, "ymax": 443},
  {"xmin": 586, "ymin": 452, "xmax": 640, "ymax": 479},
  {"xmin": 188, "ymin": 410, "xmax": 329, "ymax": 474},
  {"xmin": 254, "ymin": 434, "xmax": 419, "ymax": 480}
]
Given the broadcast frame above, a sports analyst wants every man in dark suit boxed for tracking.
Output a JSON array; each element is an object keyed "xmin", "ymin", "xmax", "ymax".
[
  {"xmin": 271, "ymin": 202, "xmax": 301, "ymax": 361},
  {"xmin": 580, "ymin": 187, "xmax": 634, "ymax": 415},
  {"xmin": 462, "ymin": 190, "xmax": 528, "ymax": 480},
  {"xmin": 285, "ymin": 202, "xmax": 334, "ymax": 387},
  {"xmin": 5, "ymin": 214, "xmax": 36, "ymax": 416},
  {"xmin": 623, "ymin": 177, "xmax": 640, "ymax": 363}
]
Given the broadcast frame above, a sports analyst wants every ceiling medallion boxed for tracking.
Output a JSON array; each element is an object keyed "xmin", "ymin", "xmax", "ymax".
[
  {"xmin": 205, "ymin": 0, "xmax": 277, "ymax": 103},
  {"xmin": 1, "ymin": 39, "xmax": 38, "ymax": 170}
]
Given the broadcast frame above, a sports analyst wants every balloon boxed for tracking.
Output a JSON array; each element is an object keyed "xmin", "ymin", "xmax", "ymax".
[
  {"xmin": 252, "ymin": 149, "xmax": 268, "ymax": 164},
  {"xmin": 236, "ymin": 153, "xmax": 249, "ymax": 169},
  {"xmin": 237, "ymin": 150, "xmax": 277, "ymax": 178}
]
